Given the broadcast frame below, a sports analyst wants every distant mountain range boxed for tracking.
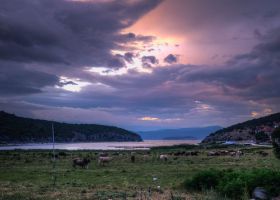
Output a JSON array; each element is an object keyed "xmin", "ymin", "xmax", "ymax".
[
  {"xmin": 138, "ymin": 126, "xmax": 222, "ymax": 140},
  {"xmin": 202, "ymin": 112, "xmax": 280, "ymax": 143},
  {"xmin": 0, "ymin": 111, "xmax": 142, "ymax": 143}
]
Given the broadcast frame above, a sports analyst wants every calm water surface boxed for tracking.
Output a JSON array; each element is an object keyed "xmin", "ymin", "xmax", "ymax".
[{"xmin": 0, "ymin": 140, "xmax": 200, "ymax": 150}]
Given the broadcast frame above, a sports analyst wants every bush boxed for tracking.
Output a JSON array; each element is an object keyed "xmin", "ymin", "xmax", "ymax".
[
  {"xmin": 248, "ymin": 169, "xmax": 280, "ymax": 196},
  {"xmin": 184, "ymin": 169, "xmax": 223, "ymax": 190},
  {"xmin": 272, "ymin": 127, "xmax": 280, "ymax": 159},
  {"xmin": 218, "ymin": 177, "xmax": 247, "ymax": 199},
  {"xmin": 184, "ymin": 169, "xmax": 280, "ymax": 199}
]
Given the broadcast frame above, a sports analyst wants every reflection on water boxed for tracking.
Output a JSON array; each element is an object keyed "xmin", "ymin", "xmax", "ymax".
[{"xmin": 0, "ymin": 140, "xmax": 200, "ymax": 150}]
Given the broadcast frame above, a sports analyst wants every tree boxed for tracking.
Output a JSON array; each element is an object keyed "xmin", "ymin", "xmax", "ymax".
[
  {"xmin": 272, "ymin": 127, "xmax": 280, "ymax": 159},
  {"xmin": 255, "ymin": 131, "xmax": 269, "ymax": 143}
]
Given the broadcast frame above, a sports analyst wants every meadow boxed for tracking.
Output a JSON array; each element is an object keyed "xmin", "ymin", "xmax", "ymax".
[{"xmin": 0, "ymin": 145, "xmax": 279, "ymax": 200}]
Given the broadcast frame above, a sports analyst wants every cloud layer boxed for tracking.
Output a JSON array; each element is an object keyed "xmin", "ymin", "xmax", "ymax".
[{"xmin": 1, "ymin": 0, "xmax": 280, "ymax": 131}]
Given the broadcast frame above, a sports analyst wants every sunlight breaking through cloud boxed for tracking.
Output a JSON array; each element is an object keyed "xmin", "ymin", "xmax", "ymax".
[
  {"xmin": 57, "ymin": 76, "xmax": 91, "ymax": 92},
  {"xmin": 138, "ymin": 116, "xmax": 160, "ymax": 121}
]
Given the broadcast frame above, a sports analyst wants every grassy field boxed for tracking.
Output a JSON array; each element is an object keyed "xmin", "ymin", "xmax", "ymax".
[{"xmin": 0, "ymin": 145, "xmax": 279, "ymax": 200}]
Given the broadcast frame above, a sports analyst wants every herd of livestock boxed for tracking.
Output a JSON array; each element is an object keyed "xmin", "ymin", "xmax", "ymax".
[{"xmin": 71, "ymin": 149, "xmax": 269, "ymax": 169}]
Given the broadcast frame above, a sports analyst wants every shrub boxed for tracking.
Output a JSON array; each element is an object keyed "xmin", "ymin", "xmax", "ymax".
[
  {"xmin": 272, "ymin": 127, "xmax": 280, "ymax": 159},
  {"xmin": 218, "ymin": 170, "xmax": 252, "ymax": 199},
  {"xmin": 218, "ymin": 177, "xmax": 247, "ymax": 199},
  {"xmin": 245, "ymin": 169, "xmax": 280, "ymax": 197},
  {"xmin": 184, "ymin": 169, "xmax": 280, "ymax": 199},
  {"xmin": 184, "ymin": 169, "xmax": 222, "ymax": 190}
]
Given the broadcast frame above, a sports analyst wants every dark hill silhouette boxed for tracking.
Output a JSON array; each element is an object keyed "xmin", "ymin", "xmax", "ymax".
[{"xmin": 0, "ymin": 111, "xmax": 142, "ymax": 143}]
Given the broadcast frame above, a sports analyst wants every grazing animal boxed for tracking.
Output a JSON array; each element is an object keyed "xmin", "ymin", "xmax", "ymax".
[
  {"xmin": 174, "ymin": 151, "xmax": 186, "ymax": 156},
  {"xmin": 112, "ymin": 152, "xmax": 119, "ymax": 156},
  {"xmin": 99, "ymin": 152, "xmax": 109, "ymax": 157},
  {"xmin": 159, "ymin": 154, "xmax": 168, "ymax": 161},
  {"xmin": 190, "ymin": 151, "xmax": 199, "ymax": 156},
  {"xmin": 98, "ymin": 156, "xmax": 112, "ymax": 166},
  {"xmin": 173, "ymin": 152, "xmax": 180, "ymax": 156},
  {"xmin": 185, "ymin": 152, "xmax": 191, "ymax": 156},
  {"xmin": 219, "ymin": 150, "xmax": 229, "ymax": 155},
  {"xmin": 143, "ymin": 155, "xmax": 149, "ymax": 160},
  {"xmin": 258, "ymin": 151, "xmax": 268, "ymax": 157},
  {"xmin": 131, "ymin": 155, "xmax": 135, "ymax": 163},
  {"xmin": 207, "ymin": 151, "xmax": 217, "ymax": 156},
  {"xmin": 72, "ymin": 158, "xmax": 90, "ymax": 169},
  {"xmin": 236, "ymin": 150, "xmax": 243, "ymax": 157},
  {"xmin": 230, "ymin": 150, "xmax": 243, "ymax": 157},
  {"xmin": 230, "ymin": 152, "xmax": 236, "ymax": 156}
]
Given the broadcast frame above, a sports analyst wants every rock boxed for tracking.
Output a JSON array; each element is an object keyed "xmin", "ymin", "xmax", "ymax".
[{"xmin": 252, "ymin": 187, "xmax": 270, "ymax": 200}]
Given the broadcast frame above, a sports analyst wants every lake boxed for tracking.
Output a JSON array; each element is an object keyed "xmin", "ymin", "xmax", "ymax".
[{"xmin": 0, "ymin": 140, "xmax": 200, "ymax": 150}]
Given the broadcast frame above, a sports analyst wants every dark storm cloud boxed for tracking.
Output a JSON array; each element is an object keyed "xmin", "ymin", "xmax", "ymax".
[
  {"xmin": 0, "ymin": 0, "xmax": 161, "ymax": 95},
  {"xmin": 0, "ymin": 42, "xmax": 67, "ymax": 64},
  {"xmin": 57, "ymin": 81, "xmax": 78, "ymax": 87},
  {"xmin": 164, "ymin": 54, "xmax": 178, "ymax": 64},
  {"xmin": 106, "ymin": 52, "xmax": 135, "ymax": 68},
  {"xmin": 0, "ymin": 0, "xmax": 160, "ymax": 67},
  {"xmin": 107, "ymin": 55, "xmax": 126, "ymax": 69},
  {"xmin": 0, "ymin": 64, "xmax": 59, "ymax": 95},
  {"xmin": 142, "ymin": 56, "xmax": 158, "ymax": 64},
  {"xmin": 117, "ymin": 33, "xmax": 155, "ymax": 43},
  {"xmin": 123, "ymin": 52, "xmax": 134, "ymax": 63}
]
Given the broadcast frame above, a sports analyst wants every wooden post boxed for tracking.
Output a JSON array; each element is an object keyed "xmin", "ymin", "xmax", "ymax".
[{"xmin": 52, "ymin": 123, "xmax": 57, "ymax": 189}]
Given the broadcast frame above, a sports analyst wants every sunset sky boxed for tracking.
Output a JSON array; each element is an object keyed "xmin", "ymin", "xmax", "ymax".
[{"xmin": 1, "ymin": 0, "xmax": 280, "ymax": 131}]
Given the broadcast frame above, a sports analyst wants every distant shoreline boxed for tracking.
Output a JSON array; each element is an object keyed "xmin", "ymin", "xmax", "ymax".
[{"xmin": 0, "ymin": 140, "xmax": 201, "ymax": 151}]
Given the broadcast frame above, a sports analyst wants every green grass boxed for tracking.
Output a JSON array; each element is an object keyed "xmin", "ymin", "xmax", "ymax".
[{"xmin": 0, "ymin": 146, "xmax": 279, "ymax": 199}]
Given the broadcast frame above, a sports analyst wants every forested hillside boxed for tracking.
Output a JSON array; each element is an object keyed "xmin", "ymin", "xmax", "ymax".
[
  {"xmin": 0, "ymin": 111, "xmax": 142, "ymax": 143},
  {"xmin": 202, "ymin": 113, "xmax": 280, "ymax": 143}
]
